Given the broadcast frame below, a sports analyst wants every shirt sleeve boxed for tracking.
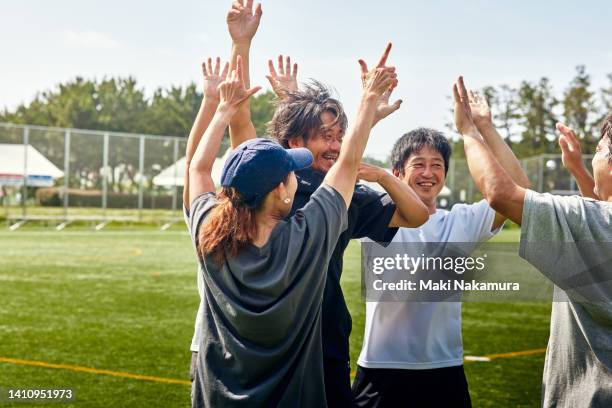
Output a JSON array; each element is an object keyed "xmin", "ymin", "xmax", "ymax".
[
  {"xmin": 351, "ymin": 186, "xmax": 398, "ymax": 242},
  {"xmin": 450, "ymin": 199, "xmax": 502, "ymax": 242},
  {"xmin": 287, "ymin": 183, "xmax": 348, "ymax": 268},
  {"xmin": 187, "ymin": 192, "xmax": 219, "ymax": 248},
  {"xmin": 519, "ymin": 190, "xmax": 612, "ymax": 302},
  {"xmin": 183, "ymin": 204, "xmax": 191, "ymax": 232}
]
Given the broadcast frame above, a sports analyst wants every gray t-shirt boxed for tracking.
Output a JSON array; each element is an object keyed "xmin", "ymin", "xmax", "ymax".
[
  {"xmin": 520, "ymin": 190, "xmax": 612, "ymax": 408},
  {"xmin": 188, "ymin": 184, "xmax": 348, "ymax": 407}
]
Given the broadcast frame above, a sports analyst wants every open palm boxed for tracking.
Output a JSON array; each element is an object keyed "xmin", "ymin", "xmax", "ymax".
[
  {"xmin": 227, "ymin": 0, "xmax": 262, "ymax": 44},
  {"xmin": 468, "ymin": 90, "xmax": 492, "ymax": 125},
  {"xmin": 266, "ymin": 55, "xmax": 298, "ymax": 98},
  {"xmin": 202, "ymin": 57, "xmax": 229, "ymax": 101},
  {"xmin": 557, "ymin": 123, "xmax": 584, "ymax": 172}
]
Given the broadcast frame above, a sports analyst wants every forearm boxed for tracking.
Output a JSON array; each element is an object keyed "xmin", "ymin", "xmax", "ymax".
[
  {"xmin": 184, "ymin": 97, "xmax": 218, "ymax": 205},
  {"xmin": 229, "ymin": 42, "xmax": 256, "ymax": 148},
  {"xmin": 476, "ymin": 121, "xmax": 530, "ymax": 188},
  {"xmin": 186, "ymin": 98, "xmax": 219, "ymax": 166},
  {"xmin": 186, "ymin": 108, "xmax": 234, "ymax": 208},
  {"xmin": 570, "ymin": 167, "xmax": 597, "ymax": 199},
  {"xmin": 325, "ymin": 94, "xmax": 378, "ymax": 205},
  {"xmin": 230, "ymin": 42, "xmax": 251, "ymax": 87},
  {"xmin": 463, "ymin": 130, "xmax": 525, "ymax": 224},
  {"xmin": 190, "ymin": 108, "xmax": 233, "ymax": 174},
  {"xmin": 378, "ymin": 172, "xmax": 429, "ymax": 227}
]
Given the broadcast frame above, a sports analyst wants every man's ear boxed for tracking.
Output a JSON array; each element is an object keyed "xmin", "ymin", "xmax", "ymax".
[
  {"xmin": 392, "ymin": 168, "xmax": 401, "ymax": 178},
  {"xmin": 287, "ymin": 137, "xmax": 305, "ymax": 148},
  {"xmin": 273, "ymin": 181, "xmax": 286, "ymax": 197}
]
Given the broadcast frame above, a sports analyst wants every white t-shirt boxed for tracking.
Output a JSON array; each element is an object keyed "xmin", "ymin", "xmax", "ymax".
[
  {"xmin": 184, "ymin": 205, "xmax": 205, "ymax": 352},
  {"xmin": 357, "ymin": 200, "xmax": 502, "ymax": 370}
]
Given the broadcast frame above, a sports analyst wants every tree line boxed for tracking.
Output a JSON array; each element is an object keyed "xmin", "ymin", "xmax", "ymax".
[
  {"xmin": 447, "ymin": 66, "xmax": 612, "ymax": 159},
  {"xmin": 2, "ymin": 65, "xmax": 611, "ymax": 163}
]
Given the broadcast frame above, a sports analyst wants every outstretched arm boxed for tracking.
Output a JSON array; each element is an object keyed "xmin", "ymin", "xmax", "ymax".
[
  {"xmin": 324, "ymin": 43, "xmax": 398, "ymax": 207},
  {"xmin": 187, "ymin": 57, "xmax": 261, "ymax": 208},
  {"xmin": 469, "ymin": 90, "xmax": 530, "ymax": 229},
  {"xmin": 556, "ymin": 122, "xmax": 597, "ymax": 199},
  {"xmin": 226, "ymin": 0, "xmax": 262, "ymax": 149},
  {"xmin": 357, "ymin": 163, "xmax": 429, "ymax": 227},
  {"xmin": 183, "ymin": 57, "xmax": 229, "ymax": 207},
  {"xmin": 454, "ymin": 76, "xmax": 526, "ymax": 225},
  {"xmin": 266, "ymin": 55, "xmax": 299, "ymax": 99},
  {"xmin": 354, "ymin": 45, "xmax": 425, "ymax": 226}
]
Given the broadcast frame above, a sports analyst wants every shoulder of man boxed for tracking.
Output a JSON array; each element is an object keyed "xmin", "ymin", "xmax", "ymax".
[
  {"xmin": 296, "ymin": 168, "xmax": 325, "ymax": 195},
  {"xmin": 352, "ymin": 183, "xmax": 390, "ymax": 207}
]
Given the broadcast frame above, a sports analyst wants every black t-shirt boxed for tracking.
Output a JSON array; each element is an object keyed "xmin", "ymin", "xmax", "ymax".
[{"xmin": 290, "ymin": 168, "xmax": 398, "ymax": 362}]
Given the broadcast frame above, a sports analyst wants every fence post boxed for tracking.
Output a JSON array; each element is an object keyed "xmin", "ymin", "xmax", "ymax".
[
  {"xmin": 537, "ymin": 155, "xmax": 544, "ymax": 192},
  {"xmin": 102, "ymin": 133, "xmax": 109, "ymax": 217},
  {"xmin": 22, "ymin": 126, "xmax": 29, "ymax": 218},
  {"xmin": 63, "ymin": 130, "xmax": 71, "ymax": 219},
  {"xmin": 138, "ymin": 135, "xmax": 145, "ymax": 221},
  {"xmin": 172, "ymin": 138, "xmax": 179, "ymax": 214}
]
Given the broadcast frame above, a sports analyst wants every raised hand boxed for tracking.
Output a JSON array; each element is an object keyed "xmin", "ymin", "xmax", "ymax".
[
  {"xmin": 468, "ymin": 90, "xmax": 492, "ymax": 126},
  {"xmin": 557, "ymin": 123, "xmax": 585, "ymax": 173},
  {"xmin": 219, "ymin": 56, "xmax": 261, "ymax": 111},
  {"xmin": 202, "ymin": 57, "xmax": 230, "ymax": 102},
  {"xmin": 359, "ymin": 43, "xmax": 398, "ymax": 99},
  {"xmin": 266, "ymin": 55, "xmax": 298, "ymax": 98},
  {"xmin": 227, "ymin": 0, "xmax": 262, "ymax": 45},
  {"xmin": 453, "ymin": 76, "xmax": 479, "ymax": 137},
  {"xmin": 373, "ymin": 84, "xmax": 402, "ymax": 125}
]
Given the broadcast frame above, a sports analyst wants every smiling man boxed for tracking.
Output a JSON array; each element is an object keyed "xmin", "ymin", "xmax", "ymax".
[{"xmin": 353, "ymin": 91, "xmax": 530, "ymax": 407}]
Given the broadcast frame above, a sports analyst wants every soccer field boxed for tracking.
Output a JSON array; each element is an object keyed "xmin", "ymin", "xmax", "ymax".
[{"xmin": 0, "ymin": 227, "xmax": 550, "ymax": 407}]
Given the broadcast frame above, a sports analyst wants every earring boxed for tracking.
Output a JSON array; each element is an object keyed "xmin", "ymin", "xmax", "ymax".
[{"xmin": 283, "ymin": 198, "xmax": 291, "ymax": 204}]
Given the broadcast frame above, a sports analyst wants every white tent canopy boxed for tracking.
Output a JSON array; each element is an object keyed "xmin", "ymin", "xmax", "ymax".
[
  {"xmin": 0, "ymin": 144, "xmax": 64, "ymax": 187},
  {"xmin": 153, "ymin": 148, "xmax": 231, "ymax": 188}
]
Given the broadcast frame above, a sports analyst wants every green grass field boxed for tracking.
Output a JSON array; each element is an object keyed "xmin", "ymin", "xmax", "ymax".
[{"xmin": 0, "ymin": 226, "xmax": 550, "ymax": 407}]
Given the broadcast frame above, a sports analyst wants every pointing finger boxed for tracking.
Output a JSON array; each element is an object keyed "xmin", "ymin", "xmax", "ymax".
[{"xmin": 377, "ymin": 42, "xmax": 392, "ymax": 67}]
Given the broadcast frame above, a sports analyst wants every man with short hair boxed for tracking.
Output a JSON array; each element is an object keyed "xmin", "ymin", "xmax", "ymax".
[
  {"xmin": 352, "ymin": 92, "xmax": 530, "ymax": 407},
  {"xmin": 453, "ymin": 75, "xmax": 612, "ymax": 407}
]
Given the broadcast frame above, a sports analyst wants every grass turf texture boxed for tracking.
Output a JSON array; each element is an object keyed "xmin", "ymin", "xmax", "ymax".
[{"xmin": 0, "ymin": 228, "xmax": 550, "ymax": 407}]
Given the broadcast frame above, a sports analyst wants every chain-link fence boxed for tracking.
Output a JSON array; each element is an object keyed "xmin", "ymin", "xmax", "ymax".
[
  {"xmin": 0, "ymin": 123, "xmax": 185, "ymax": 229},
  {"xmin": 440, "ymin": 153, "xmax": 594, "ymax": 209},
  {"xmin": 0, "ymin": 122, "xmax": 595, "ymax": 228}
]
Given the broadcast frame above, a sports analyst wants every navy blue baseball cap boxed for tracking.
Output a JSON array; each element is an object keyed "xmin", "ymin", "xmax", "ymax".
[{"xmin": 220, "ymin": 138, "xmax": 313, "ymax": 207}]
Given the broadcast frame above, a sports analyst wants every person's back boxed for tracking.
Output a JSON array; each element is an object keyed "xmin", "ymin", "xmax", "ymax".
[
  {"xmin": 188, "ymin": 184, "xmax": 347, "ymax": 406},
  {"xmin": 519, "ymin": 192, "xmax": 612, "ymax": 407}
]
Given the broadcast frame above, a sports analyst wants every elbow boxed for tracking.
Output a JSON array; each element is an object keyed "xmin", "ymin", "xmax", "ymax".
[
  {"xmin": 399, "ymin": 205, "xmax": 429, "ymax": 228},
  {"xmin": 411, "ymin": 206, "xmax": 430, "ymax": 227},
  {"xmin": 486, "ymin": 183, "xmax": 512, "ymax": 214},
  {"xmin": 188, "ymin": 160, "xmax": 211, "ymax": 175}
]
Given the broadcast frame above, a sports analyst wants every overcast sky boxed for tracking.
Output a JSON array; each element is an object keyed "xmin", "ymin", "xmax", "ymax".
[{"xmin": 2, "ymin": 0, "xmax": 611, "ymax": 159}]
